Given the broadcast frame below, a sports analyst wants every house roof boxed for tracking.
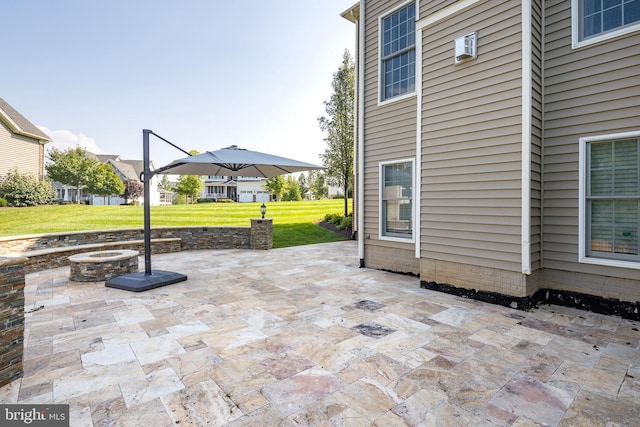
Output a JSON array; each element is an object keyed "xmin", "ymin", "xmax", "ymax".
[
  {"xmin": 0, "ymin": 98, "xmax": 50, "ymax": 143},
  {"xmin": 96, "ymin": 154, "xmax": 121, "ymax": 162},
  {"xmin": 106, "ymin": 159, "xmax": 139, "ymax": 181},
  {"xmin": 341, "ymin": 2, "xmax": 360, "ymax": 23}
]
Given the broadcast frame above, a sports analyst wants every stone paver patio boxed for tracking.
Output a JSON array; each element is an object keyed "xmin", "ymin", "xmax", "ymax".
[{"xmin": 1, "ymin": 241, "xmax": 639, "ymax": 426}]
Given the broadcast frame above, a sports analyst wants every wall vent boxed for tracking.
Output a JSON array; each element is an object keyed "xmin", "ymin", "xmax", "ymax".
[{"xmin": 454, "ymin": 32, "xmax": 477, "ymax": 64}]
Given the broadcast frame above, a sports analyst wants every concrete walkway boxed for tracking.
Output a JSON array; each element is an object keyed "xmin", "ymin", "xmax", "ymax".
[{"xmin": 1, "ymin": 241, "xmax": 638, "ymax": 426}]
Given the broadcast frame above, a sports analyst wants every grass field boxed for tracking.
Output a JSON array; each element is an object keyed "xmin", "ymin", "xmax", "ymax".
[{"xmin": 0, "ymin": 199, "xmax": 352, "ymax": 248}]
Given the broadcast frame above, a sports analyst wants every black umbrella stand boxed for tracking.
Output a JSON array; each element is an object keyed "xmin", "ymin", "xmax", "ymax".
[{"xmin": 106, "ymin": 129, "xmax": 190, "ymax": 292}]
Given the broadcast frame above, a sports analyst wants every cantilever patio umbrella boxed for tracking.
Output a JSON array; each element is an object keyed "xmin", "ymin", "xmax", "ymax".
[{"xmin": 106, "ymin": 129, "xmax": 323, "ymax": 292}]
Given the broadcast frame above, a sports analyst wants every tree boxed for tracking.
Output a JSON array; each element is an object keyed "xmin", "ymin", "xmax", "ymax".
[
  {"xmin": 298, "ymin": 173, "xmax": 309, "ymax": 200},
  {"xmin": 85, "ymin": 163, "xmax": 125, "ymax": 205},
  {"xmin": 123, "ymin": 179, "xmax": 144, "ymax": 204},
  {"xmin": 0, "ymin": 168, "xmax": 56, "ymax": 207},
  {"xmin": 158, "ymin": 175, "xmax": 173, "ymax": 191},
  {"xmin": 318, "ymin": 49, "xmax": 355, "ymax": 217},
  {"xmin": 282, "ymin": 175, "xmax": 302, "ymax": 201},
  {"xmin": 174, "ymin": 150, "xmax": 203, "ymax": 204},
  {"xmin": 308, "ymin": 170, "xmax": 328, "ymax": 200},
  {"xmin": 263, "ymin": 175, "xmax": 286, "ymax": 201},
  {"xmin": 175, "ymin": 175, "xmax": 203, "ymax": 203},
  {"xmin": 46, "ymin": 147, "xmax": 98, "ymax": 203}
]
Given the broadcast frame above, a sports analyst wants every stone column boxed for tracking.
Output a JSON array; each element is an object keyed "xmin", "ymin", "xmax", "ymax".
[
  {"xmin": 250, "ymin": 218, "xmax": 273, "ymax": 250},
  {"xmin": 0, "ymin": 256, "xmax": 27, "ymax": 387}
]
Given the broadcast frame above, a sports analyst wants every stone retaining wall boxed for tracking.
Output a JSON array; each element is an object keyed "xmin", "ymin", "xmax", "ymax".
[
  {"xmin": 0, "ymin": 256, "xmax": 26, "ymax": 387},
  {"xmin": 22, "ymin": 239, "xmax": 181, "ymax": 274},
  {"xmin": 0, "ymin": 221, "xmax": 273, "ymax": 255}
]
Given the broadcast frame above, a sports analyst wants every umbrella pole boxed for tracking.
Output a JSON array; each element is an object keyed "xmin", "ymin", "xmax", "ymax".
[
  {"xmin": 143, "ymin": 129, "xmax": 152, "ymax": 275},
  {"xmin": 105, "ymin": 129, "xmax": 188, "ymax": 291}
]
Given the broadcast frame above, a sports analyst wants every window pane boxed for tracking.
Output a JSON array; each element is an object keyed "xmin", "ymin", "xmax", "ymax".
[
  {"xmin": 603, "ymin": 5, "xmax": 623, "ymax": 30},
  {"xmin": 590, "ymin": 142, "xmax": 613, "ymax": 195},
  {"xmin": 591, "ymin": 169, "xmax": 613, "ymax": 195},
  {"xmin": 625, "ymin": 0, "xmax": 640, "ymax": 24},
  {"xmin": 384, "ymin": 200, "xmax": 413, "ymax": 236},
  {"xmin": 383, "ymin": 162, "xmax": 413, "ymax": 238},
  {"xmin": 614, "ymin": 200, "xmax": 639, "ymax": 254},
  {"xmin": 585, "ymin": 0, "xmax": 602, "ymax": 14},
  {"xmin": 587, "ymin": 138, "xmax": 640, "ymax": 261},
  {"xmin": 381, "ymin": 3, "xmax": 416, "ymax": 101},
  {"xmin": 584, "ymin": 14, "xmax": 602, "ymax": 37},
  {"xmin": 591, "ymin": 199, "xmax": 614, "ymax": 252},
  {"xmin": 582, "ymin": 0, "xmax": 640, "ymax": 39},
  {"xmin": 613, "ymin": 139, "xmax": 639, "ymax": 196}
]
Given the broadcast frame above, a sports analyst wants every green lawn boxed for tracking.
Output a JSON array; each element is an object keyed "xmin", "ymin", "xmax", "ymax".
[{"xmin": 0, "ymin": 199, "xmax": 351, "ymax": 248}]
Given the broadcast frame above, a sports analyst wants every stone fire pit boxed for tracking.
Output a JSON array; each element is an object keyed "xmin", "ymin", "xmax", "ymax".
[{"xmin": 69, "ymin": 250, "xmax": 139, "ymax": 282}]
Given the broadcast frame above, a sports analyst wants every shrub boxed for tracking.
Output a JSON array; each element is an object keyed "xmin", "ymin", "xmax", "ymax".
[
  {"xmin": 337, "ymin": 215, "xmax": 353, "ymax": 230},
  {"xmin": 0, "ymin": 197, "xmax": 7, "ymax": 207},
  {"xmin": 324, "ymin": 213, "xmax": 342, "ymax": 224},
  {"xmin": 0, "ymin": 169, "xmax": 56, "ymax": 207}
]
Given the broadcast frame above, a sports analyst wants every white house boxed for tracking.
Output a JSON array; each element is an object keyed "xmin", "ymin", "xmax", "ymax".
[{"xmin": 201, "ymin": 175, "xmax": 271, "ymax": 203}]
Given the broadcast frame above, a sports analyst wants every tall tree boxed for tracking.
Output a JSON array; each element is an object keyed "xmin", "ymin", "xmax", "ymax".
[
  {"xmin": 308, "ymin": 170, "xmax": 328, "ymax": 200},
  {"xmin": 298, "ymin": 173, "xmax": 309, "ymax": 200},
  {"xmin": 174, "ymin": 149, "xmax": 203, "ymax": 204},
  {"xmin": 46, "ymin": 147, "xmax": 99, "ymax": 203},
  {"xmin": 282, "ymin": 175, "xmax": 302, "ymax": 201},
  {"xmin": 263, "ymin": 175, "xmax": 286, "ymax": 201},
  {"xmin": 158, "ymin": 175, "xmax": 173, "ymax": 191},
  {"xmin": 318, "ymin": 49, "xmax": 355, "ymax": 216},
  {"xmin": 85, "ymin": 163, "xmax": 125, "ymax": 205},
  {"xmin": 175, "ymin": 175, "xmax": 203, "ymax": 204}
]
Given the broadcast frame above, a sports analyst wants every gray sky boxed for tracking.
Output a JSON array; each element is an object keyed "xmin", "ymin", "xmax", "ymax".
[{"xmin": 3, "ymin": 0, "xmax": 356, "ymax": 167}]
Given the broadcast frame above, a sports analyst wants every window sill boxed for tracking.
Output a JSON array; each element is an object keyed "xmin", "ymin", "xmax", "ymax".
[
  {"xmin": 579, "ymin": 255, "xmax": 640, "ymax": 270},
  {"xmin": 378, "ymin": 91, "xmax": 417, "ymax": 107},
  {"xmin": 572, "ymin": 23, "xmax": 640, "ymax": 49},
  {"xmin": 379, "ymin": 235, "xmax": 415, "ymax": 244}
]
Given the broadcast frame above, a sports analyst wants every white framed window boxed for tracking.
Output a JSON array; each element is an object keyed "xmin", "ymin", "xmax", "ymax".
[
  {"xmin": 572, "ymin": 0, "xmax": 640, "ymax": 48},
  {"xmin": 379, "ymin": 2, "xmax": 416, "ymax": 103},
  {"xmin": 579, "ymin": 131, "xmax": 640, "ymax": 269},
  {"xmin": 380, "ymin": 159, "xmax": 415, "ymax": 241}
]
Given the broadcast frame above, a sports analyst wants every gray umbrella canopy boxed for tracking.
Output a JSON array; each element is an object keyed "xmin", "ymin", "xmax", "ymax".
[{"xmin": 155, "ymin": 145, "xmax": 324, "ymax": 177}]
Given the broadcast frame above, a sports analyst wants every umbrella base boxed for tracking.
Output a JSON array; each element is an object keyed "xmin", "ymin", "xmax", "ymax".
[{"xmin": 106, "ymin": 270, "xmax": 188, "ymax": 292}]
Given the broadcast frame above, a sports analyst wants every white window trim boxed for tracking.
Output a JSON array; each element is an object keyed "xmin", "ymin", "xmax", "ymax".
[
  {"xmin": 379, "ymin": 158, "xmax": 416, "ymax": 243},
  {"xmin": 578, "ymin": 130, "xmax": 640, "ymax": 270},
  {"xmin": 378, "ymin": 0, "xmax": 417, "ymax": 106},
  {"xmin": 571, "ymin": 0, "xmax": 640, "ymax": 49}
]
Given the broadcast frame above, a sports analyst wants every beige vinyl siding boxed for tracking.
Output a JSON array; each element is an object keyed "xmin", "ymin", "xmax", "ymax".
[
  {"xmin": 420, "ymin": 0, "xmax": 458, "ymax": 18},
  {"xmin": 543, "ymin": 0, "xmax": 640, "ymax": 281},
  {"xmin": 420, "ymin": 1, "xmax": 523, "ymax": 272},
  {"xmin": 0, "ymin": 120, "xmax": 43, "ymax": 179},
  {"xmin": 361, "ymin": 0, "xmax": 418, "ymax": 272},
  {"xmin": 530, "ymin": 0, "xmax": 544, "ymax": 272}
]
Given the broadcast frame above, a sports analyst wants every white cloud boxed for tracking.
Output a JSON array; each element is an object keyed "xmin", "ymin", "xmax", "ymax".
[{"xmin": 38, "ymin": 126, "xmax": 108, "ymax": 155}]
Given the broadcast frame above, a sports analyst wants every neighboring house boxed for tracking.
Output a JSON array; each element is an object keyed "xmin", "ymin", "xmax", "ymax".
[
  {"xmin": 95, "ymin": 155, "xmax": 160, "ymax": 206},
  {"xmin": 0, "ymin": 98, "xmax": 50, "ymax": 180},
  {"xmin": 201, "ymin": 175, "xmax": 271, "ymax": 202},
  {"xmin": 52, "ymin": 153, "xmax": 160, "ymax": 206},
  {"xmin": 343, "ymin": 1, "xmax": 640, "ymax": 318},
  {"xmin": 158, "ymin": 188, "xmax": 176, "ymax": 205}
]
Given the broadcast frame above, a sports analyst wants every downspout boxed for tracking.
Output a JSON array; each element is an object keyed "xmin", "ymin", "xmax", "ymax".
[
  {"xmin": 357, "ymin": 1, "xmax": 366, "ymax": 267},
  {"xmin": 521, "ymin": 0, "xmax": 532, "ymax": 275},
  {"xmin": 415, "ymin": 25, "xmax": 422, "ymax": 259}
]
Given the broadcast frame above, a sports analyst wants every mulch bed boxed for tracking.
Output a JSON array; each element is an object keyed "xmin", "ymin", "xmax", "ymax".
[{"xmin": 318, "ymin": 220, "xmax": 354, "ymax": 240}]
